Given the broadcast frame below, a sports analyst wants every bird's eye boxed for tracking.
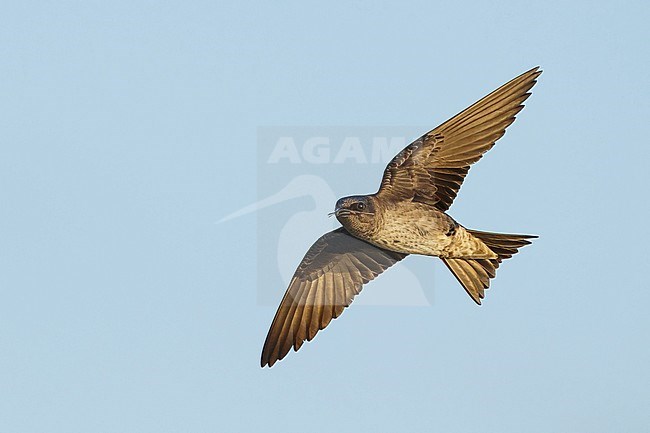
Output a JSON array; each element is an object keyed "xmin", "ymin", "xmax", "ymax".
[{"xmin": 355, "ymin": 202, "xmax": 365, "ymax": 211}]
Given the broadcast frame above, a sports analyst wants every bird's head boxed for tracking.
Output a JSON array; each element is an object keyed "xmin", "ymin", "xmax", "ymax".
[{"xmin": 332, "ymin": 195, "xmax": 378, "ymax": 235}]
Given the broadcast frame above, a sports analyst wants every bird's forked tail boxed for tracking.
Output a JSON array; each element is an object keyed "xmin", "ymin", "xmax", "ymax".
[{"xmin": 441, "ymin": 229, "xmax": 537, "ymax": 304}]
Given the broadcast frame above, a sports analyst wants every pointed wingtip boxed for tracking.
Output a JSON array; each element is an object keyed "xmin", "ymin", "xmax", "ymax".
[
  {"xmin": 518, "ymin": 66, "xmax": 542, "ymax": 83},
  {"xmin": 261, "ymin": 349, "xmax": 278, "ymax": 368},
  {"xmin": 529, "ymin": 66, "xmax": 543, "ymax": 79},
  {"xmin": 260, "ymin": 348, "xmax": 272, "ymax": 368}
]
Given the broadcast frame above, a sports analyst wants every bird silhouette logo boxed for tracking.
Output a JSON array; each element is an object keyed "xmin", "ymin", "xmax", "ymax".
[{"xmin": 219, "ymin": 175, "xmax": 431, "ymax": 306}]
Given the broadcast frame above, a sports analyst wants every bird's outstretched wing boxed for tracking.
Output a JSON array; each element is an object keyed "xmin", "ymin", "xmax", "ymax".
[
  {"xmin": 261, "ymin": 228, "xmax": 406, "ymax": 367},
  {"xmin": 377, "ymin": 67, "xmax": 542, "ymax": 211}
]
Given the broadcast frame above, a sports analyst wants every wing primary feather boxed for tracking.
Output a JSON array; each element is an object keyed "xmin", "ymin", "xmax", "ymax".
[
  {"xmin": 320, "ymin": 271, "xmax": 335, "ymax": 329},
  {"xmin": 376, "ymin": 68, "xmax": 541, "ymax": 212},
  {"xmin": 261, "ymin": 229, "xmax": 405, "ymax": 366},
  {"xmin": 289, "ymin": 278, "xmax": 315, "ymax": 351},
  {"xmin": 272, "ymin": 280, "xmax": 307, "ymax": 365}
]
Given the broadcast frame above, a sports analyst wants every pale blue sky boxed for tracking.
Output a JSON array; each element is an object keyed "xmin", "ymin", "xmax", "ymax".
[{"xmin": 1, "ymin": 1, "xmax": 649, "ymax": 432}]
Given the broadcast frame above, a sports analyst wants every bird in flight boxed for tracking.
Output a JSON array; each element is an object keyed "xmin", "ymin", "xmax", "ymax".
[{"xmin": 261, "ymin": 67, "xmax": 541, "ymax": 367}]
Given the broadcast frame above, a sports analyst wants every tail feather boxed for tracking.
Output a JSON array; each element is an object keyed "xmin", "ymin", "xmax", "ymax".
[{"xmin": 441, "ymin": 230, "xmax": 536, "ymax": 304}]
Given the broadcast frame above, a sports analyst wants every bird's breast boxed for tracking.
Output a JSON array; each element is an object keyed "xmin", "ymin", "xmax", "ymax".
[{"xmin": 365, "ymin": 203, "xmax": 455, "ymax": 256}]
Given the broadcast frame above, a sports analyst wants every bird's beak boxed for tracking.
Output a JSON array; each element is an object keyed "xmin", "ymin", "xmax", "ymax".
[{"xmin": 332, "ymin": 207, "xmax": 351, "ymax": 218}]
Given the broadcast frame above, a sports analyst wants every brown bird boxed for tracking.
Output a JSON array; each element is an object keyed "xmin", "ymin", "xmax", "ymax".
[{"xmin": 261, "ymin": 67, "xmax": 541, "ymax": 367}]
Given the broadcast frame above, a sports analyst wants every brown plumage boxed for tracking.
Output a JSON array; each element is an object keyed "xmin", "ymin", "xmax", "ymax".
[{"xmin": 261, "ymin": 67, "xmax": 541, "ymax": 367}]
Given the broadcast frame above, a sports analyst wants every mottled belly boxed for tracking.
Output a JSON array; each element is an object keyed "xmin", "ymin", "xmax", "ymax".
[
  {"xmin": 368, "ymin": 210, "xmax": 454, "ymax": 256},
  {"xmin": 370, "ymin": 226, "xmax": 452, "ymax": 256},
  {"xmin": 364, "ymin": 205, "xmax": 496, "ymax": 259}
]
